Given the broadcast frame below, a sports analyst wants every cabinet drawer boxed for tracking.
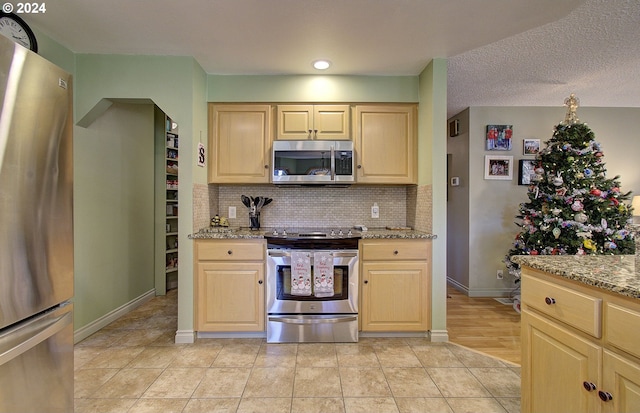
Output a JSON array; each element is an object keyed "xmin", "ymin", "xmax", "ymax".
[
  {"xmin": 605, "ymin": 301, "xmax": 640, "ymax": 359},
  {"xmin": 361, "ymin": 240, "xmax": 429, "ymax": 261},
  {"xmin": 522, "ymin": 274, "xmax": 601, "ymax": 338},
  {"xmin": 196, "ymin": 240, "xmax": 265, "ymax": 261}
]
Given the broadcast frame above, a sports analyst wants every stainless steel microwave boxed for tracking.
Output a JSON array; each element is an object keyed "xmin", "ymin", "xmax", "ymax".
[{"xmin": 272, "ymin": 140, "xmax": 354, "ymax": 185}]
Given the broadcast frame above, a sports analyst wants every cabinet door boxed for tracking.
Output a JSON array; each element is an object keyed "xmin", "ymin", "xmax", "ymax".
[
  {"xmin": 313, "ymin": 105, "xmax": 350, "ymax": 140},
  {"xmin": 521, "ymin": 310, "xmax": 601, "ymax": 413},
  {"xmin": 277, "ymin": 105, "xmax": 313, "ymax": 140},
  {"xmin": 208, "ymin": 104, "xmax": 271, "ymax": 183},
  {"xmin": 354, "ymin": 105, "xmax": 417, "ymax": 184},
  {"xmin": 361, "ymin": 261, "xmax": 429, "ymax": 331},
  {"xmin": 601, "ymin": 350, "xmax": 640, "ymax": 413},
  {"xmin": 196, "ymin": 262, "xmax": 265, "ymax": 332},
  {"xmin": 277, "ymin": 105, "xmax": 350, "ymax": 140}
]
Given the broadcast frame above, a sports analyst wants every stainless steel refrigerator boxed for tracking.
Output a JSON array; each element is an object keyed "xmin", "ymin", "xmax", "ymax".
[{"xmin": 0, "ymin": 35, "xmax": 74, "ymax": 413}]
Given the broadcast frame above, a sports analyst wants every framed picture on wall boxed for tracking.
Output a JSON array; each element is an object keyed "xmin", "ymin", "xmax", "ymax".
[
  {"xmin": 484, "ymin": 155, "xmax": 513, "ymax": 180},
  {"xmin": 518, "ymin": 159, "xmax": 537, "ymax": 185},
  {"xmin": 486, "ymin": 125, "xmax": 513, "ymax": 150},
  {"xmin": 523, "ymin": 139, "xmax": 540, "ymax": 155}
]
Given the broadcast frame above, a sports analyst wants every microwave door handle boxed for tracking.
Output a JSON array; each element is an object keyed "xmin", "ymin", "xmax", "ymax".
[{"xmin": 330, "ymin": 145, "xmax": 335, "ymax": 180}]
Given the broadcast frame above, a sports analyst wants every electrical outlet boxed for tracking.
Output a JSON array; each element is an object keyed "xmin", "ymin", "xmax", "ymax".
[
  {"xmin": 371, "ymin": 203, "xmax": 380, "ymax": 219},
  {"xmin": 496, "ymin": 269, "xmax": 504, "ymax": 280},
  {"xmin": 228, "ymin": 206, "xmax": 236, "ymax": 219}
]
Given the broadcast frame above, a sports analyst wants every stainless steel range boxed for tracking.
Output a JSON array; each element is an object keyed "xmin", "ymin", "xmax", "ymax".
[{"xmin": 266, "ymin": 228, "xmax": 361, "ymax": 343}]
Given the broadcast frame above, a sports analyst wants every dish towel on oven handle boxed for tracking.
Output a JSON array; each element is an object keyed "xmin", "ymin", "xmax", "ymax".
[
  {"xmin": 313, "ymin": 252, "xmax": 334, "ymax": 297},
  {"xmin": 291, "ymin": 251, "xmax": 312, "ymax": 296}
]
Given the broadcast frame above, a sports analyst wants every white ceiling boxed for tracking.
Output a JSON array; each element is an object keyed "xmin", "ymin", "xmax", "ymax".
[{"xmin": 24, "ymin": 0, "xmax": 640, "ymax": 117}]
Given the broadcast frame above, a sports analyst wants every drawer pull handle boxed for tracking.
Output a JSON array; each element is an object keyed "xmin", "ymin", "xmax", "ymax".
[
  {"xmin": 258, "ymin": 280, "xmax": 263, "ymax": 285},
  {"xmin": 227, "ymin": 250, "xmax": 233, "ymax": 255},
  {"xmin": 393, "ymin": 250, "xmax": 399, "ymax": 255},
  {"xmin": 545, "ymin": 297, "xmax": 556, "ymax": 305},
  {"xmin": 598, "ymin": 391, "xmax": 613, "ymax": 402},
  {"xmin": 364, "ymin": 280, "xmax": 369, "ymax": 284},
  {"xmin": 583, "ymin": 381, "xmax": 597, "ymax": 392}
]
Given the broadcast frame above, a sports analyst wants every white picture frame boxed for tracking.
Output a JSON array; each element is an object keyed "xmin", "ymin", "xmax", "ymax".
[{"xmin": 484, "ymin": 155, "xmax": 513, "ymax": 180}]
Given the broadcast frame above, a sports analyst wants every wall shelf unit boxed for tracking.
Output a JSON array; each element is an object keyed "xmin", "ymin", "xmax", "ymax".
[{"xmin": 155, "ymin": 107, "xmax": 179, "ymax": 295}]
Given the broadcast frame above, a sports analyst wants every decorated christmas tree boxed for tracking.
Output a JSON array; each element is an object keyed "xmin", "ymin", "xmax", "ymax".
[{"xmin": 505, "ymin": 95, "xmax": 635, "ymax": 279}]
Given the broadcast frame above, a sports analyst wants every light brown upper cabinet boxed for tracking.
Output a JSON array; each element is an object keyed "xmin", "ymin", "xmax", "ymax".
[
  {"xmin": 208, "ymin": 104, "xmax": 272, "ymax": 184},
  {"xmin": 276, "ymin": 104, "xmax": 351, "ymax": 140},
  {"xmin": 354, "ymin": 104, "xmax": 417, "ymax": 184}
]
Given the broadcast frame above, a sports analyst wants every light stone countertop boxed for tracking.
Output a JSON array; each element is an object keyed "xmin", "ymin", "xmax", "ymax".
[
  {"xmin": 188, "ymin": 227, "xmax": 436, "ymax": 240},
  {"xmin": 512, "ymin": 254, "xmax": 640, "ymax": 300}
]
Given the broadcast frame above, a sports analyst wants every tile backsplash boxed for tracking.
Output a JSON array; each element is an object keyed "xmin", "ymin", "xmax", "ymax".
[{"xmin": 193, "ymin": 183, "xmax": 433, "ymax": 233}]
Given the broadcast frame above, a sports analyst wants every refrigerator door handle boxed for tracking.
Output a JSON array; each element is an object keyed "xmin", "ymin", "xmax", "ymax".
[{"xmin": 0, "ymin": 311, "xmax": 72, "ymax": 366}]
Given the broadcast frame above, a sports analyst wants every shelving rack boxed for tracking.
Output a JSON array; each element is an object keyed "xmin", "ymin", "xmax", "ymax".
[
  {"xmin": 165, "ymin": 121, "xmax": 179, "ymax": 288},
  {"xmin": 155, "ymin": 108, "xmax": 179, "ymax": 295}
]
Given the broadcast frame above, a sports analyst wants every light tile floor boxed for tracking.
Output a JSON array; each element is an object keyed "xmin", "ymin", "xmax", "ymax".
[{"xmin": 74, "ymin": 289, "xmax": 521, "ymax": 413}]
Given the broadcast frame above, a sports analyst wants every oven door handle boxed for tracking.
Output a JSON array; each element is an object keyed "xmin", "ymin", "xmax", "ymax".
[
  {"xmin": 267, "ymin": 251, "xmax": 358, "ymax": 258},
  {"xmin": 268, "ymin": 315, "xmax": 357, "ymax": 324}
]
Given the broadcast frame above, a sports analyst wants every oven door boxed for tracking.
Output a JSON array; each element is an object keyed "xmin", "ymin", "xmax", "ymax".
[{"xmin": 266, "ymin": 249, "xmax": 358, "ymax": 315}]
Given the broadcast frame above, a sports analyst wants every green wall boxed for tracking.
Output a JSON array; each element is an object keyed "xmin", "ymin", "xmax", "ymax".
[
  {"xmin": 73, "ymin": 54, "xmax": 207, "ymax": 338},
  {"xmin": 207, "ymin": 75, "xmax": 419, "ymax": 102},
  {"xmin": 418, "ymin": 59, "xmax": 448, "ymax": 337},
  {"xmin": 73, "ymin": 102, "xmax": 155, "ymax": 329}
]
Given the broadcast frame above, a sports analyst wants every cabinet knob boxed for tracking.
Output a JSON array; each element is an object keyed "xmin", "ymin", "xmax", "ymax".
[
  {"xmin": 227, "ymin": 250, "xmax": 233, "ymax": 255},
  {"xmin": 357, "ymin": 165, "xmax": 362, "ymax": 169},
  {"xmin": 598, "ymin": 391, "xmax": 613, "ymax": 402},
  {"xmin": 393, "ymin": 250, "xmax": 399, "ymax": 255},
  {"xmin": 583, "ymin": 381, "xmax": 597, "ymax": 392},
  {"xmin": 264, "ymin": 165, "xmax": 269, "ymax": 169},
  {"xmin": 364, "ymin": 280, "xmax": 369, "ymax": 284},
  {"xmin": 308, "ymin": 129, "xmax": 313, "ymax": 139},
  {"xmin": 545, "ymin": 297, "xmax": 556, "ymax": 305},
  {"xmin": 314, "ymin": 129, "xmax": 318, "ymax": 139},
  {"xmin": 258, "ymin": 280, "xmax": 263, "ymax": 285}
]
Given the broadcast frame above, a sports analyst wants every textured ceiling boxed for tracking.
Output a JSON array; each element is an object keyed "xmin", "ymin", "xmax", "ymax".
[
  {"xmin": 21, "ymin": 0, "xmax": 640, "ymax": 117},
  {"xmin": 447, "ymin": 0, "xmax": 640, "ymax": 117}
]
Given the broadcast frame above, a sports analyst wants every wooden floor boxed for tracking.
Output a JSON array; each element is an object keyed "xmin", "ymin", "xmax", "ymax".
[{"xmin": 446, "ymin": 286, "xmax": 522, "ymax": 365}]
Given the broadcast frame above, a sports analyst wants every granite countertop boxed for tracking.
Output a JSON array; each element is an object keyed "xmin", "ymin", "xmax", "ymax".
[
  {"xmin": 360, "ymin": 228, "xmax": 436, "ymax": 239},
  {"xmin": 188, "ymin": 227, "xmax": 267, "ymax": 239},
  {"xmin": 188, "ymin": 227, "xmax": 436, "ymax": 240},
  {"xmin": 512, "ymin": 254, "xmax": 640, "ymax": 299}
]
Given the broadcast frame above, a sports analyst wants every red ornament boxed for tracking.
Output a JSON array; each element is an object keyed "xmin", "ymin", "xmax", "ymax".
[
  {"xmin": 530, "ymin": 250, "xmax": 539, "ymax": 255},
  {"xmin": 590, "ymin": 188, "xmax": 602, "ymax": 197},
  {"xmin": 609, "ymin": 197, "xmax": 619, "ymax": 206},
  {"xmin": 611, "ymin": 187, "xmax": 620, "ymax": 193}
]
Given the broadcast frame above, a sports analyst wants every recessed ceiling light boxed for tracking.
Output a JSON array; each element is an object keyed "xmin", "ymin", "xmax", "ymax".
[{"xmin": 313, "ymin": 60, "xmax": 331, "ymax": 70}]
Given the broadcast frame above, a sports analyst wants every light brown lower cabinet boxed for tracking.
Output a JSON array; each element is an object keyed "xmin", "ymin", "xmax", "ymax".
[
  {"xmin": 195, "ymin": 239, "xmax": 265, "ymax": 332},
  {"xmin": 360, "ymin": 239, "xmax": 431, "ymax": 332},
  {"xmin": 521, "ymin": 268, "xmax": 640, "ymax": 413}
]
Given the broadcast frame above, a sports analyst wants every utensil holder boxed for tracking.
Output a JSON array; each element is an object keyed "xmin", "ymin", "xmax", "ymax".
[{"xmin": 249, "ymin": 212, "xmax": 260, "ymax": 230}]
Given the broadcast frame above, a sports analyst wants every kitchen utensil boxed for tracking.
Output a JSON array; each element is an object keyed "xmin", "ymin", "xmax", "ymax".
[{"xmin": 241, "ymin": 195, "xmax": 251, "ymax": 208}]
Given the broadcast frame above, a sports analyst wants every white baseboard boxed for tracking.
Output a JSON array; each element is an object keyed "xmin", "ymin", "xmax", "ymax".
[
  {"xmin": 175, "ymin": 330, "xmax": 197, "ymax": 344},
  {"xmin": 429, "ymin": 329, "xmax": 449, "ymax": 342},
  {"xmin": 73, "ymin": 289, "xmax": 156, "ymax": 344},
  {"xmin": 447, "ymin": 277, "xmax": 514, "ymax": 297}
]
